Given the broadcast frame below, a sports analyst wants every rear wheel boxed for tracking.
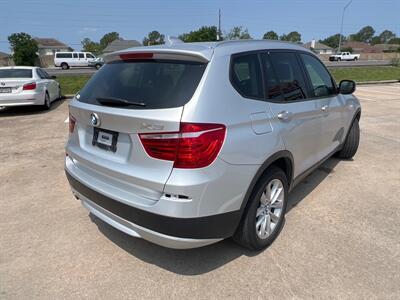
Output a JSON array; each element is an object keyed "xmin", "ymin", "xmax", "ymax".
[
  {"xmin": 61, "ymin": 63, "xmax": 69, "ymax": 70},
  {"xmin": 336, "ymin": 119, "xmax": 360, "ymax": 159},
  {"xmin": 43, "ymin": 92, "xmax": 51, "ymax": 110},
  {"xmin": 233, "ymin": 166, "xmax": 288, "ymax": 250}
]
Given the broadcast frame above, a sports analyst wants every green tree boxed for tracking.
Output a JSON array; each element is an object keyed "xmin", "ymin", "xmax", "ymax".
[
  {"xmin": 280, "ymin": 31, "xmax": 301, "ymax": 43},
  {"xmin": 371, "ymin": 36, "xmax": 381, "ymax": 45},
  {"xmin": 179, "ymin": 26, "xmax": 218, "ymax": 42},
  {"xmin": 143, "ymin": 31, "xmax": 165, "ymax": 46},
  {"xmin": 81, "ymin": 38, "xmax": 102, "ymax": 55},
  {"xmin": 388, "ymin": 37, "xmax": 400, "ymax": 44},
  {"xmin": 350, "ymin": 26, "xmax": 375, "ymax": 43},
  {"xmin": 226, "ymin": 26, "xmax": 251, "ymax": 40},
  {"xmin": 100, "ymin": 32, "xmax": 120, "ymax": 50},
  {"xmin": 263, "ymin": 31, "xmax": 278, "ymax": 40},
  {"xmin": 320, "ymin": 33, "xmax": 346, "ymax": 49},
  {"xmin": 379, "ymin": 30, "xmax": 396, "ymax": 43},
  {"xmin": 8, "ymin": 32, "xmax": 38, "ymax": 66}
]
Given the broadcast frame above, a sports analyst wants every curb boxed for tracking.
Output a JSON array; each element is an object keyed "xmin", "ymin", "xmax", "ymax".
[{"xmin": 356, "ymin": 80, "xmax": 400, "ymax": 85}]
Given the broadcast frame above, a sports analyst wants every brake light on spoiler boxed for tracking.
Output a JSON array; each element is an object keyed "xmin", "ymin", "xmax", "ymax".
[{"xmin": 139, "ymin": 123, "xmax": 226, "ymax": 169}]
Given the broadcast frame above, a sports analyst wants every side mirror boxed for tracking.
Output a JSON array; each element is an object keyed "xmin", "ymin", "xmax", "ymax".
[
  {"xmin": 339, "ymin": 80, "xmax": 356, "ymax": 95},
  {"xmin": 51, "ymin": 75, "xmax": 57, "ymax": 79}
]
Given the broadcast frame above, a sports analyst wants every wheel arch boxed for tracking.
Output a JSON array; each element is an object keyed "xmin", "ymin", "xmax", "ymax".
[{"xmin": 238, "ymin": 150, "xmax": 294, "ymax": 215}]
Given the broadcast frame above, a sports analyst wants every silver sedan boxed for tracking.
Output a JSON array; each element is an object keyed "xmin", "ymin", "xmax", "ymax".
[{"xmin": 0, "ymin": 66, "xmax": 61, "ymax": 110}]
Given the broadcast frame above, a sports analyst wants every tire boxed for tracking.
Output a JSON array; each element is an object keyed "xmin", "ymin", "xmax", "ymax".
[
  {"xmin": 95, "ymin": 64, "xmax": 101, "ymax": 70},
  {"xmin": 336, "ymin": 119, "xmax": 360, "ymax": 159},
  {"xmin": 233, "ymin": 166, "xmax": 288, "ymax": 250},
  {"xmin": 354, "ymin": 57, "xmax": 358, "ymax": 61},
  {"xmin": 43, "ymin": 92, "xmax": 51, "ymax": 110},
  {"xmin": 61, "ymin": 63, "xmax": 69, "ymax": 70}
]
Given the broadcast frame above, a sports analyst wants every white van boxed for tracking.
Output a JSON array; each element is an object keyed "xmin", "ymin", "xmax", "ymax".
[{"xmin": 54, "ymin": 52, "xmax": 96, "ymax": 69}]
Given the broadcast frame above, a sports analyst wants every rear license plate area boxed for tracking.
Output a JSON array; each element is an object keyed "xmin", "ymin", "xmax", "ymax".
[
  {"xmin": 92, "ymin": 128, "xmax": 119, "ymax": 152},
  {"xmin": 0, "ymin": 88, "xmax": 12, "ymax": 93}
]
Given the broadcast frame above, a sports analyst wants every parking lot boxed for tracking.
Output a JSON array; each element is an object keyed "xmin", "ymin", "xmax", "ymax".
[{"xmin": 0, "ymin": 83, "xmax": 399, "ymax": 299}]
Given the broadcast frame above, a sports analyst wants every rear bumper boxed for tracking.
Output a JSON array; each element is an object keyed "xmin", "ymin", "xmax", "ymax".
[
  {"xmin": 0, "ymin": 91, "xmax": 44, "ymax": 106},
  {"xmin": 66, "ymin": 171, "xmax": 241, "ymax": 249}
]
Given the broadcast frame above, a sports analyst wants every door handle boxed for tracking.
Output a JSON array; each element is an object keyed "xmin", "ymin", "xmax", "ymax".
[
  {"xmin": 277, "ymin": 111, "xmax": 291, "ymax": 121},
  {"xmin": 321, "ymin": 105, "xmax": 328, "ymax": 112}
]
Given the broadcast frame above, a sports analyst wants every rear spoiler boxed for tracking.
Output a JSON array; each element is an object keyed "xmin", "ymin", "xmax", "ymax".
[{"xmin": 104, "ymin": 49, "xmax": 210, "ymax": 64}]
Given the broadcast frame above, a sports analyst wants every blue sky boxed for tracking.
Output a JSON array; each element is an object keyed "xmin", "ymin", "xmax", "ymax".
[{"xmin": 0, "ymin": 0, "xmax": 399, "ymax": 52}]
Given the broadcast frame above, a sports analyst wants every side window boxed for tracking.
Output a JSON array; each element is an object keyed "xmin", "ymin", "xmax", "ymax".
[
  {"xmin": 79, "ymin": 53, "xmax": 84, "ymax": 58},
  {"xmin": 260, "ymin": 54, "xmax": 283, "ymax": 101},
  {"xmin": 269, "ymin": 52, "xmax": 307, "ymax": 101},
  {"xmin": 73, "ymin": 53, "xmax": 78, "ymax": 58},
  {"xmin": 42, "ymin": 70, "xmax": 51, "ymax": 79},
  {"xmin": 86, "ymin": 53, "xmax": 94, "ymax": 58},
  {"xmin": 231, "ymin": 53, "xmax": 263, "ymax": 99},
  {"xmin": 300, "ymin": 54, "xmax": 336, "ymax": 97},
  {"xmin": 36, "ymin": 69, "xmax": 46, "ymax": 79}
]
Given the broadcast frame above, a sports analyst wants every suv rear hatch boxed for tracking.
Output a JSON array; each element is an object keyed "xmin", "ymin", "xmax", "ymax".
[{"xmin": 67, "ymin": 51, "xmax": 209, "ymax": 207}]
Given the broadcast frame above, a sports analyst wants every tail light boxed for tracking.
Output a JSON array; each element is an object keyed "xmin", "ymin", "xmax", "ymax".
[
  {"xmin": 23, "ymin": 82, "xmax": 36, "ymax": 90},
  {"xmin": 69, "ymin": 113, "xmax": 76, "ymax": 134},
  {"xmin": 139, "ymin": 123, "xmax": 226, "ymax": 169}
]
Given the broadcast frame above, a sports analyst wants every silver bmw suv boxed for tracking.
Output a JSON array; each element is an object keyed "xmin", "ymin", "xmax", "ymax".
[{"xmin": 65, "ymin": 40, "xmax": 360, "ymax": 250}]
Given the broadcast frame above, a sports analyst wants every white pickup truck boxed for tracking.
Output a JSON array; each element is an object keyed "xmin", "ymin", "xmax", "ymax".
[{"xmin": 329, "ymin": 52, "xmax": 360, "ymax": 61}]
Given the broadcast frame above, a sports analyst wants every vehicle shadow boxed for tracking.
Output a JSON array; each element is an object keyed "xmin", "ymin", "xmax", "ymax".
[
  {"xmin": 0, "ymin": 97, "xmax": 66, "ymax": 117},
  {"xmin": 90, "ymin": 157, "xmax": 341, "ymax": 275}
]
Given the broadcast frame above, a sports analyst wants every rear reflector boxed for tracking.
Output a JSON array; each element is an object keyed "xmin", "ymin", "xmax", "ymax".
[
  {"xmin": 139, "ymin": 123, "xmax": 226, "ymax": 169},
  {"xmin": 119, "ymin": 52, "xmax": 154, "ymax": 60},
  {"xmin": 23, "ymin": 82, "xmax": 36, "ymax": 90},
  {"xmin": 69, "ymin": 113, "xmax": 76, "ymax": 134}
]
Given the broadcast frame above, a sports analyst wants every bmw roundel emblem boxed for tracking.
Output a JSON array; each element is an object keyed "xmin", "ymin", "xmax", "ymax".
[{"xmin": 90, "ymin": 113, "xmax": 100, "ymax": 127}]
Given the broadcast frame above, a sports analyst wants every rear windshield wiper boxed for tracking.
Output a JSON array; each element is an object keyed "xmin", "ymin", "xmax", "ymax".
[{"xmin": 96, "ymin": 97, "xmax": 146, "ymax": 107}]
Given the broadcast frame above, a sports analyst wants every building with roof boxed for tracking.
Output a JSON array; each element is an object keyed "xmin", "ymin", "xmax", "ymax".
[
  {"xmin": 103, "ymin": 39, "xmax": 141, "ymax": 54},
  {"xmin": 0, "ymin": 51, "xmax": 13, "ymax": 66},
  {"xmin": 303, "ymin": 40, "xmax": 333, "ymax": 54},
  {"xmin": 34, "ymin": 38, "xmax": 70, "ymax": 56},
  {"xmin": 372, "ymin": 43, "xmax": 400, "ymax": 53},
  {"xmin": 339, "ymin": 41, "xmax": 378, "ymax": 53}
]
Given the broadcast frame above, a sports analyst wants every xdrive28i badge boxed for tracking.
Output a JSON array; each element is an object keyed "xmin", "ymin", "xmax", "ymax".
[{"xmin": 90, "ymin": 113, "xmax": 100, "ymax": 127}]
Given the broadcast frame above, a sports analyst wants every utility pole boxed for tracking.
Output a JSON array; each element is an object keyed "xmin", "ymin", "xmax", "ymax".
[
  {"xmin": 338, "ymin": 0, "xmax": 353, "ymax": 53},
  {"xmin": 217, "ymin": 9, "xmax": 221, "ymax": 41}
]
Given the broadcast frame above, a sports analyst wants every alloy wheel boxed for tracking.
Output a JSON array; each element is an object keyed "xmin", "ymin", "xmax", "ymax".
[{"xmin": 255, "ymin": 179, "xmax": 285, "ymax": 239}]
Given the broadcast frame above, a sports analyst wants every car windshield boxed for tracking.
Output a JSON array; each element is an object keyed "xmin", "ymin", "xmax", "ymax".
[
  {"xmin": 77, "ymin": 60, "xmax": 207, "ymax": 109},
  {"xmin": 0, "ymin": 69, "xmax": 33, "ymax": 78}
]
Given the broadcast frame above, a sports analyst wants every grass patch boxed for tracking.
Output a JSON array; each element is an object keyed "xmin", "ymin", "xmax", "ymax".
[
  {"xmin": 57, "ymin": 75, "xmax": 91, "ymax": 95},
  {"xmin": 56, "ymin": 66, "xmax": 400, "ymax": 96},
  {"xmin": 329, "ymin": 66, "xmax": 400, "ymax": 82}
]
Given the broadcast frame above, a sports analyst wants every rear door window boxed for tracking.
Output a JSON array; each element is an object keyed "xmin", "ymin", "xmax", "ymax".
[
  {"xmin": 79, "ymin": 53, "xmax": 84, "ymax": 58},
  {"xmin": 269, "ymin": 52, "xmax": 307, "ymax": 101},
  {"xmin": 73, "ymin": 53, "xmax": 78, "ymax": 58},
  {"xmin": 231, "ymin": 53, "xmax": 263, "ymax": 99},
  {"xmin": 77, "ymin": 60, "xmax": 207, "ymax": 109},
  {"xmin": 300, "ymin": 53, "xmax": 336, "ymax": 97}
]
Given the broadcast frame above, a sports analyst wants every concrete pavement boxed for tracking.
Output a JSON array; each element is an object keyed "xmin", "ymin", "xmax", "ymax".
[{"xmin": 0, "ymin": 84, "xmax": 399, "ymax": 299}]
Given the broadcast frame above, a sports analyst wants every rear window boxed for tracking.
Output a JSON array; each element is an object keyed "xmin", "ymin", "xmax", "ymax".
[
  {"xmin": 0, "ymin": 69, "xmax": 32, "ymax": 78},
  {"xmin": 77, "ymin": 60, "xmax": 207, "ymax": 109}
]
